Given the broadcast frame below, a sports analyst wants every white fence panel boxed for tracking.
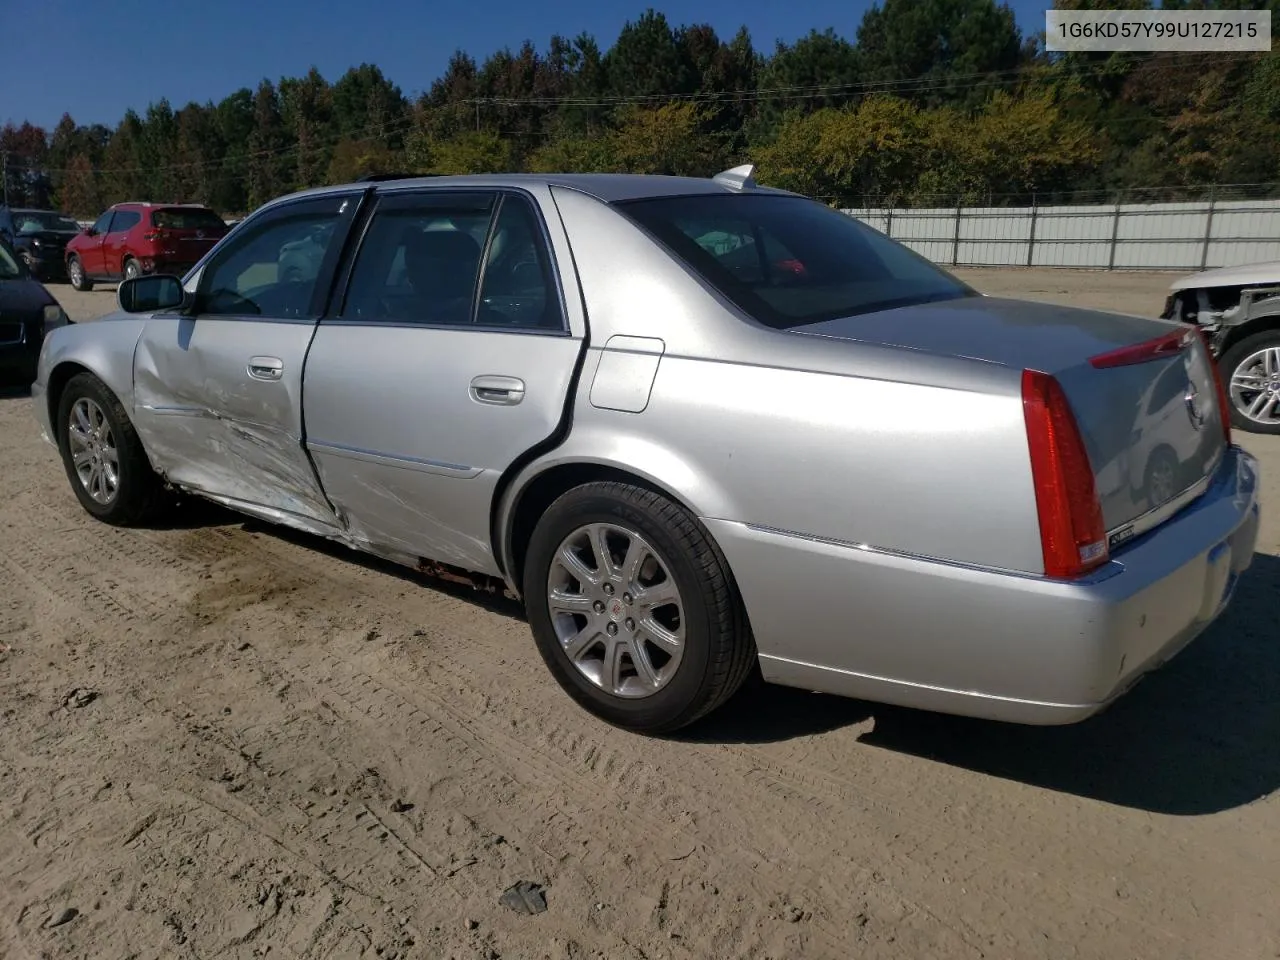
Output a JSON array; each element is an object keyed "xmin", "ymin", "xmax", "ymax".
[{"xmin": 843, "ymin": 197, "xmax": 1280, "ymax": 272}]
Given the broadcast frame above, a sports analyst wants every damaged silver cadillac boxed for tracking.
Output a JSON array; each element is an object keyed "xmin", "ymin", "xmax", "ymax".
[{"xmin": 31, "ymin": 168, "xmax": 1261, "ymax": 734}]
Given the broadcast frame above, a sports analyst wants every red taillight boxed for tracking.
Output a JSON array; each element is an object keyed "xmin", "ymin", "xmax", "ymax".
[
  {"xmin": 1088, "ymin": 327, "xmax": 1193, "ymax": 369},
  {"xmin": 143, "ymin": 229, "xmax": 170, "ymax": 242},
  {"xmin": 1192, "ymin": 326, "xmax": 1232, "ymax": 446},
  {"xmin": 1021, "ymin": 369, "xmax": 1109, "ymax": 579}
]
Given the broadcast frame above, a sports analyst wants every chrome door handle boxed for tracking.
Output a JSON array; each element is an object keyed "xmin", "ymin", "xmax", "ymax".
[
  {"xmin": 470, "ymin": 375, "xmax": 525, "ymax": 406},
  {"xmin": 247, "ymin": 356, "xmax": 284, "ymax": 381}
]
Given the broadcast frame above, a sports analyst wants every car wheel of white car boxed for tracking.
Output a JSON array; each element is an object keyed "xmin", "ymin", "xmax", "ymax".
[
  {"xmin": 523, "ymin": 481, "xmax": 757, "ymax": 733},
  {"xmin": 56, "ymin": 372, "xmax": 168, "ymax": 526},
  {"xmin": 1218, "ymin": 330, "xmax": 1280, "ymax": 435}
]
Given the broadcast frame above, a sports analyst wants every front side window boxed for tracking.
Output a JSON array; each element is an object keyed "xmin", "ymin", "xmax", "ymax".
[
  {"xmin": 197, "ymin": 202, "xmax": 348, "ymax": 318},
  {"xmin": 90, "ymin": 211, "xmax": 113, "ymax": 234},
  {"xmin": 618, "ymin": 193, "xmax": 974, "ymax": 330}
]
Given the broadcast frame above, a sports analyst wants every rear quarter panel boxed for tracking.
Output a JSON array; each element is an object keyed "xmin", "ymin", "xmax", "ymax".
[{"xmin": 506, "ymin": 186, "xmax": 1045, "ymax": 578}]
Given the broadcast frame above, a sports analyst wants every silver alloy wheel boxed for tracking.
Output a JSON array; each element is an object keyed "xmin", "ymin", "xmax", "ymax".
[
  {"xmin": 68, "ymin": 258, "xmax": 83, "ymax": 286},
  {"xmin": 67, "ymin": 398, "xmax": 120, "ymax": 505},
  {"xmin": 547, "ymin": 522, "xmax": 685, "ymax": 699},
  {"xmin": 1229, "ymin": 346, "xmax": 1280, "ymax": 426},
  {"xmin": 124, "ymin": 259, "xmax": 140, "ymax": 280}
]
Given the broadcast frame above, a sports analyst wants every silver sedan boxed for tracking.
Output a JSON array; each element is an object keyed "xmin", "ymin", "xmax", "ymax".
[{"xmin": 31, "ymin": 167, "xmax": 1261, "ymax": 733}]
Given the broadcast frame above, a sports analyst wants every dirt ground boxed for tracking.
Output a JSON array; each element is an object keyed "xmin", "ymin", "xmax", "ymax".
[{"xmin": 3, "ymin": 269, "xmax": 1279, "ymax": 960}]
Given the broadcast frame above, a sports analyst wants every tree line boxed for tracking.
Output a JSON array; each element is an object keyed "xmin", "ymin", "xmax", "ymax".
[{"xmin": 3, "ymin": 0, "xmax": 1279, "ymax": 218}]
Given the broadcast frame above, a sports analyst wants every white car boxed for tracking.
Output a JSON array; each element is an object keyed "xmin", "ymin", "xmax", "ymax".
[{"xmin": 1163, "ymin": 260, "xmax": 1280, "ymax": 434}]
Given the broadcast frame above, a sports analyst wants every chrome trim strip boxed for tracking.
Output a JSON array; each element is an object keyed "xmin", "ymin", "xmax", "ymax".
[
  {"xmin": 1107, "ymin": 459, "xmax": 1217, "ymax": 546},
  {"xmin": 306, "ymin": 438, "xmax": 482, "ymax": 479}
]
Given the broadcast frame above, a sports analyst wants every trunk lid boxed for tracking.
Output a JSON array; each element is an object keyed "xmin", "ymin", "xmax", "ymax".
[{"xmin": 794, "ymin": 296, "xmax": 1227, "ymax": 534}]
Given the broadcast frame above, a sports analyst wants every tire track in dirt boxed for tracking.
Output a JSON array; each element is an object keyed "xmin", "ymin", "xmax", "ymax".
[
  {"xmin": 196, "ymin": 526, "xmax": 1204, "ymax": 956},
  {"xmin": 37, "ymin": 501, "xmax": 1194, "ymax": 956},
  {"xmin": 7, "ymin": 419, "xmax": 1278, "ymax": 959}
]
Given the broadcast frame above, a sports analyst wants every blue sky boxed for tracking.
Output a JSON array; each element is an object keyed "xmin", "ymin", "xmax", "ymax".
[{"xmin": 6, "ymin": 0, "xmax": 1050, "ymax": 130}]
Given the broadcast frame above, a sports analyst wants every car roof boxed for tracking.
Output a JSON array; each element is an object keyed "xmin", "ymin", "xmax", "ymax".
[{"xmin": 262, "ymin": 170, "xmax": 798, "ymax": 209}]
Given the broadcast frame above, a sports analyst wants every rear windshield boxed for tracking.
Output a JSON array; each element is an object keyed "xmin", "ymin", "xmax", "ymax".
[
  {"xmin": 151, "ymin": 208, "xmax": 226, "ymax": 231},
  {"xmin": 617, "ymin": 193, "xmax": 974, "ymax": 330},
  {"xmin": 12, "ymin": 210, "xmax": 80, "ymax": 233}
]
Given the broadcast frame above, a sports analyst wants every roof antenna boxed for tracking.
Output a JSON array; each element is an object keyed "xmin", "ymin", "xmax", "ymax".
[{"xmin": 712, "ymin": 164, "xmax": 756, "ymax": 191}]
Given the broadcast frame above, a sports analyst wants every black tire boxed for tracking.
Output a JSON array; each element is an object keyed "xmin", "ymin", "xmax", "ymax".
[
  {"xmin": 522, "ymin": 481, "xmax": 756, "ymax": 734},
  {"xmin": 55, "ymin": 372, "xmax": 168, "ymax": 526},
  {"xmin": 67, "ymin": 255, "xmax": 93, "ymax": 291},
  {"xmin": 122, "ymin": 257, "xmax": 141, "ymax": 281},
  {"xmin": 1217, "ymin": 329, "xmax": 1280, "ymax": 436}
]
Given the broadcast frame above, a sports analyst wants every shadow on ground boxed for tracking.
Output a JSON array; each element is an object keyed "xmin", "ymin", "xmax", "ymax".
[
  {"xmin": 691, "ymin": 552, "xmax": 1280, "ymax": 817},
  {"xmin": 162, "ymin": 500, "xmax": 1280, "ymax": 816}
]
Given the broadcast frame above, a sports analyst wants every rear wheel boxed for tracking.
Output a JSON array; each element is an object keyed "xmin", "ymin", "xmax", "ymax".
[
  {"xmin": 1218, "ymin": 329, "xmax": 1280, "ymax": 435},
  {"xmin": 522, "ymin": 481, "xmax": 756, "ymax": 734},
  {"xmin": 122, "ymin": 257, "xmax": 141, "ymax": 281},
  {"xmin": 56, "ymin": 372, "xmax": 168, "ymax": 526},
  {"xmin": 67, "ymin": 256, "xmax": 93, "ymax": 291}
]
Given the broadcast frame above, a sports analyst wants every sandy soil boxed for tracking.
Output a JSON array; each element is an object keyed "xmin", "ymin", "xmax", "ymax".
[{"xmin": 4, "ymin": 271, "xmax": 1279, "ymax": 960}]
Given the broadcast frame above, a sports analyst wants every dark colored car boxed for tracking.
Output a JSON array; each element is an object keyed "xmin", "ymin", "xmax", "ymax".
[
  {"xmin": 0, "ymin": 206, "xmax": 82, "ymax": 282},
  {"xmin": 0, "ymin": 237, "xmax": 71, "ymax": 384},
  {"xmin": 64, "ymin": 202, "xmax": 229, "ymax": 291}
]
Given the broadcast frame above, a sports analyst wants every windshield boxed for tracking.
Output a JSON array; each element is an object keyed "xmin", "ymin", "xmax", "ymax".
[
  {"xmin": 0, "ymin": 242, "xmax": 20, "ymax": 279},
  {"xmin": 152, "ymin": 208, "xmax": 227, "ymax": 231},
  {"xmin": 617, "ymin": 193, "xmax": 975, "ymax": 330},
  {"xmin": 13, "ymin": 210, "xmax": 80, "ymax": 233}
]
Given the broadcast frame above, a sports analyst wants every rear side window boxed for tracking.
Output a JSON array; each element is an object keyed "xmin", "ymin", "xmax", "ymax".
[
  {"xmin": 152, "ymin": 207, "xmax": 226, "ymax": 231},
  {"xmin": 339, "ymin": 190, "xmax": 563, "ymax": 331},
  {"xmin": 109, "ymin": 211, "xmax": 141, "ymax": 233},
  {"xmin": 618, "ymin": 193, "xmax": 974, "ymax": 330}
]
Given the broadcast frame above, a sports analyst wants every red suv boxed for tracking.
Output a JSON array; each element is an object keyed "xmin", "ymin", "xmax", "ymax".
[{"xmin": 65, "ymin": 202, "xmax": 229, "ymax": 291}]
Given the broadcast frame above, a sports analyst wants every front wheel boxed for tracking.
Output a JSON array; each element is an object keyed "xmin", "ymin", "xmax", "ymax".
[
  {"xmin": 56, "ymin": 372, "xmax": 168, "ymax": 525},
  {"xmin": 523, "ymin": 481, "xmax": 756, "ymax": 733},
  {"xmin": 1218, "ymin": 330, "xmax": 1280, "ymax": 435}
]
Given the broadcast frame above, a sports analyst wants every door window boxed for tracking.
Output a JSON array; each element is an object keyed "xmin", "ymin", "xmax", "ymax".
[
  {"xmin": 197, "ymin": 202, "xmax": 349, "ymax": 319},
  {"xmin": 108, "ymin": 211, "xmax": 141, "ymax": 234},
  {"xmin": 340, "ymin": 192, "xmax": 494, "ymax": 326},
  {"xmin": 90, "ymin": 211, "xmax": 113, "ymax": 234},
  {"xmin": 339, "ymin": 190, "xmax": 563, "ymax": 331}
]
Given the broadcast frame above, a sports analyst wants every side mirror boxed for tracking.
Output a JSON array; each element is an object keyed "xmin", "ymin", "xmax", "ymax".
[
  {"xmin": 83, "ymin": 226, "xmax": 97, "ymax": 236},
  {"xmin": 118, "ymin": 274, "xmax": 186, "ymax": 313}
]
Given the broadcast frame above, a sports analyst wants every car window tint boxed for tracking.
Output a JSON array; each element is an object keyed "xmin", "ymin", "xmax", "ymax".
[
  {"xmin": 91, "ymin": 211, "xmax": 113, "ymax": 234},
  {"xmin": 198, "ymin": 207, "xmax": 344, "ymax": 319},
  {"xmin": 619, "ymin": 193, "xmax": 974, "ymax": 330},
  {"xmin": 152, "ymin": 207, "xmax": 226, "ymax": 231},
  {"xmin": 109, "ymin": 211, "xmax": 140, "ymax": 233},
  {"xmin": 340, "ymin": 192, "xmax": 495, "ymax": 326},
  {"xmin": 474, "ymin": 194, "xmax": 563, "ymax": 330}
]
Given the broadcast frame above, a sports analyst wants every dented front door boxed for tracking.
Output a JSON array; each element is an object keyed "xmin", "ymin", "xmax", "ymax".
[{"xmin": 131, "ymin": 192, "xmax": 362, "ymax": 533}]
